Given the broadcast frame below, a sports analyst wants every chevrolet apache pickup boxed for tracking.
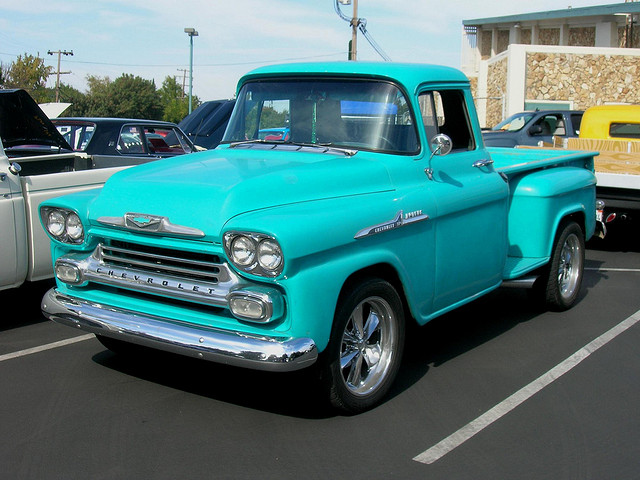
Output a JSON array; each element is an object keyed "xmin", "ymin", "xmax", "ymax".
[{"xmin": 41, "ymin": 62, "xmax": 599, "ymax": 413}]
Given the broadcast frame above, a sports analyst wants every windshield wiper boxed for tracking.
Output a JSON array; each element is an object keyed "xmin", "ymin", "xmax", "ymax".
[{"xmin": 228, "ymin": 139, "xmax": 357, "ymax": 156}]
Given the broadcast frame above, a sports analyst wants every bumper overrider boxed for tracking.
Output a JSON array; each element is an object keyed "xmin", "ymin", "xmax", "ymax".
[{"xmin": 41, "ymin": 288, "xmax": 318, "ymax": 372}]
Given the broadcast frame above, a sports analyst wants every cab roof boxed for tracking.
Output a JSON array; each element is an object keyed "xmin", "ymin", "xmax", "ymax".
[
  {"xmin": 580, "ymin": 105, "xmax": 640, "ymax": 139},
  {"xmin": 238, "ymin": 62, "xmax": 470, "ymax": 95}
]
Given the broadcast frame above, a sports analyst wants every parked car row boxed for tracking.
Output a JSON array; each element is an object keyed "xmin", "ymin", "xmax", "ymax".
[
  {"xmin": 482, "ymin": 110, "xmax": 584, "ymax": 147},
  {"xmin": 52, "ymin": 118, "xmax": 197, "ymax": 168},
  {"xmin": 1, "ymin": 89, "xmax": 231, "ymax": 292}
]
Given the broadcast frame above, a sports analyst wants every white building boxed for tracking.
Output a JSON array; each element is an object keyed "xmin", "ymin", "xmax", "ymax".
[{"xmin": 462, "ymin": 2, "xmax": 640, "ymax": 127}]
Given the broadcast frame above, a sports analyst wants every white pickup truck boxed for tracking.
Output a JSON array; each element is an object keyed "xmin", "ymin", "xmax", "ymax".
[{"xmin": 1, "ymin": 90, "xmax": 139, "ymax": 291}]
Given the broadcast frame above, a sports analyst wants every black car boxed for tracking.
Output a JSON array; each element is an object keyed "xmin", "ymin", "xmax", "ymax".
[
  {"xmin": 52, "ymin": 117, "xmax": 197, "ymax": 168},
  {"xmin": 483, "ymin": 110, "xmax": 584, "ymax": 148},
  {"xmin": 178, "ymin": 99, "xmax": 235, "ymax": 149}
]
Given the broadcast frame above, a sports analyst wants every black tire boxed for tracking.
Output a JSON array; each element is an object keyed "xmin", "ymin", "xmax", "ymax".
[
  {"xmin": 536, "ymin": 220, "xmax": 585, "ymax": 311},
  {"xmin": 322, "ymin": 278, "xmax": 405, "ymax": 414}
]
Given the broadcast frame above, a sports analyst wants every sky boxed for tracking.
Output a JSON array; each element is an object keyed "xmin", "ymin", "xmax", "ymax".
[{"xmin": 0, "ymin": 0, "xmax": 615, "ymax": 103}]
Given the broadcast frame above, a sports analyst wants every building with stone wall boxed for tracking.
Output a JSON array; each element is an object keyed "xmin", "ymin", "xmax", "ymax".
[{"xmin": 462, "ymin": 2, "xmax": 640, "ymax": 128}]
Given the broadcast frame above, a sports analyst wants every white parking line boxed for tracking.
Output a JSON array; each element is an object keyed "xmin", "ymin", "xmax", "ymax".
[
  {"xmin": 0, "ymin": 334, "xmax": 94, "ymax": 363},
  {"xmin": 585, "ymin": 267, "xmax": 640, "ymax": 272},
  {"xmin": 413, "ymin": 308, "xmax": 640, "ymax": 465}
]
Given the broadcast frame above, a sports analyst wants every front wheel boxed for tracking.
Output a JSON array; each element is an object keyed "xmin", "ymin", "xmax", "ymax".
[
  {"xmin": 322, "ymin": 279, "xmax": 405, "ymax": 414},
  {"xmin": 536, "ymin": 220, "xmax": 585, "ymax": 311}
]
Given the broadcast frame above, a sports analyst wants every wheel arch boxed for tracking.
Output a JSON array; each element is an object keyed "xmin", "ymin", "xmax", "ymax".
[{"xmin": 335, "ymin": 262, "xmax": 414, "ymax": 326}]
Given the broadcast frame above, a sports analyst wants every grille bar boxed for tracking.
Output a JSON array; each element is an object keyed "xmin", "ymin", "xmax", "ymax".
[{"xmin": 100, "ymin": 244, "xmax": 221, "ymax": 280}]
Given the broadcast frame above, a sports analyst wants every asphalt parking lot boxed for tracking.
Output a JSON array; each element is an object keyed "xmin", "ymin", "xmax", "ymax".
[{"xmin": 1, "ymin": 229, "xmax": 639, "ymax": 480}]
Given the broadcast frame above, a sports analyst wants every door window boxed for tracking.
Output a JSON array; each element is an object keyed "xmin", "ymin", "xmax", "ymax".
[{"xmin": 418, "ymin": 90, "xmax": 475, "ymax": 152}]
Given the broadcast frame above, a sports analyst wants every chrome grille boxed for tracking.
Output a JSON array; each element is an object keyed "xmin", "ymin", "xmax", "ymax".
[
  {"xmin": 59, "ymin": 240, "xmax": 246, "ymax": 307},
  {"xmin": 101, "ymin": 240, "xmax": 224, "ymax": 282}
]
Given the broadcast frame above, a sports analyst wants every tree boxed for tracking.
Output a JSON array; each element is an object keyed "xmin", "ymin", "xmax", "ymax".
[
  {"xmin": 2, "ymin": 53, "xmax": 53, "ymax": 103},
  {"xmin": 81, "ymin": 74, "xmax": 163, "ymax": 119},
  {"xmin": 159, "ymin": 75, "xmax": 199, "ymax": 123},
  {"xmin": 111, "ymin": 74, "xmax": 162, "ymax": 119}
]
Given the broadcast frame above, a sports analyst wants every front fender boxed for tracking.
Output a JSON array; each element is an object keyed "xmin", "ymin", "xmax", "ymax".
[{"xmin": 222, "ymin": 192, "xmax": 436, "ymax": 351}]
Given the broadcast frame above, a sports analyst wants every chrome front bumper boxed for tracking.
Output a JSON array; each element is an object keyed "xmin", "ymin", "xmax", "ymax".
[{"xmin": 41, "ymin": 288, "xmax": 318, "ymax": 372}]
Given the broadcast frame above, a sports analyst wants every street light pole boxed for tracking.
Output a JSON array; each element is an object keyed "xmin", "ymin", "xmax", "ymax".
[{"xmin": 184, "ymin": 27, "xmax": 198, "ymax": 114}]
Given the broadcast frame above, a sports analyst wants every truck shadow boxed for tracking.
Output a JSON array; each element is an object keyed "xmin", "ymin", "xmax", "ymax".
[
  {"xmin": 90, "ymin": 257, "xmax": 609, "ymax": 419},
  {"xmin": 390, "ymin": 261, "xmax": 607, "ymax": 402},
  {"xmin": 0, "ymin": 280, "xmax": 54, "ymax": 332},
  {"xmin": 92, "ymin": 345, "xmax": 334, "ymax": 419}
]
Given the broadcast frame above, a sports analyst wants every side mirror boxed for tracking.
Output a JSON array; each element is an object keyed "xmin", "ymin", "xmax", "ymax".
[
  {"xmin": 529, "ymin": 124, "xmax": 543, "ymax": 135},
  {"xmin": 8, "ymin": 162, "xmax": 22, "ymax": 175},
  {"xmin": 430, "ymin": 134, "xmax": 453, "ymax": 157}
]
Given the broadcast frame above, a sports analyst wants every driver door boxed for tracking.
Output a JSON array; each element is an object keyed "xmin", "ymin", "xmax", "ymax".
[{"xmin": 419, "ymin": 89, "xmax": 509, "ymax": 315}]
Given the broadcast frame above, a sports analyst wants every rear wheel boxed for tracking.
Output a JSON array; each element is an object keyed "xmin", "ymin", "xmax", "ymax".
[
  {"xmin": 323, "ymin": 279, "xmax": 405, "ymax": 414},
  {"xmin": 536, "ymin": 220, "xmax": 585, "ymax": 311}
]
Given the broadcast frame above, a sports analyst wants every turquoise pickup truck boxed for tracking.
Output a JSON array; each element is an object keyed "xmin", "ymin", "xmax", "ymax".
[{"xmin": 40, "ymin": 62, "xmax": 599, "ymax": 413}]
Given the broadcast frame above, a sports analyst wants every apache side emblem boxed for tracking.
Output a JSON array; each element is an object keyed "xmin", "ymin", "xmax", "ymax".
[{"xmin": 354, "ymin": 210, "xmax": 429, "ymax": 239}]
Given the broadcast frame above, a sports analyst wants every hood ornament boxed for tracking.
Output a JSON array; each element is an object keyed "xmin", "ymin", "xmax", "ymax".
[{"xmin": 98, "ymin": 213, "xmax": 205, "ymax": 237}]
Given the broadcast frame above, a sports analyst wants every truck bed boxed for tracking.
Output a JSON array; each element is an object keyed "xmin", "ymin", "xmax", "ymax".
[{"xmin": 488, "ymin": 147, "xmax": 596, "ymax": 175}]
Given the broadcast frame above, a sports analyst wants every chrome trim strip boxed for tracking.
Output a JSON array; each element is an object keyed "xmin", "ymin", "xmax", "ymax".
[
  {"xmin": 97, "ymin": 213, "xmax": 205, "ymax": 238},
  {"xmin": 42, "ymin": 288, "xmax": 317, "ymax": 372},
  {"xmin": 354, "ymin": 210, "xmax": 430, "ymax": 239}
]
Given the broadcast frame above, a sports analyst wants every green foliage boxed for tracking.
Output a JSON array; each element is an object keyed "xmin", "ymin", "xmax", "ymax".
[
  {"xmin": 158, "ymin": 76, "xmax": 200, "ymax": 123},
  {"xmin": 1, "ymin": 54, "xmax": 53, "ymax": 103},
  {"xmin": 2, "ymin": 53, "xmax": 204, "ymax": 122}
]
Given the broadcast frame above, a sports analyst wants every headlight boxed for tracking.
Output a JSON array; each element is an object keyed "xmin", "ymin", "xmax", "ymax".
[
  {"xmin": 257, "ymin": 239, "xmax": 283, "ymax": 271},
  {"xmin": 230, "ymin": 236, "xmax": 256, "ymax": 266},
  {"xmin": 40, "ymin": 207, "xmax": 86, "ymax": 244},
  {"xmin": 224, "ymin": 232, "xmax": 284, "ymax": 277}
]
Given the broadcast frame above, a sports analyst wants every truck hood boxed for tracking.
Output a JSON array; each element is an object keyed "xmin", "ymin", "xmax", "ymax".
[
  {"xmin": 0, "ymin": 89, "xmax": 73, "ymax": 151},
  {"xmin": 89, "ymin": 147, "xmax": 394, "ymax": 240}
]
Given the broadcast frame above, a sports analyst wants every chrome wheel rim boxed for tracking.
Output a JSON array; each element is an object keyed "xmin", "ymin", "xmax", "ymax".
[
  {"xmin": 557, "ymin": 233, "xmax": 582, "ymax": 300},
  {"xmin": 340, "ymin": 296, "xmax": 397, "ymax": 396}
]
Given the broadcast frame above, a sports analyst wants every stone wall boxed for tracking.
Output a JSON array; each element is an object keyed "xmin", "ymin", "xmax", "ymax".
[
  {"xmin": 618, "ymin": 26, "xmax": 640, "ymax": 48},
  {"xmin": 486, "ymin": 57, "xmax": 507, "ymax": 127},
  {"xmin": 539, "ymin": 28, "xmax": 560, "ymax": 45},
  {"xmin": 525, "ymin": 52, "xmax": 640, "ymax": 110},
  {"xmin": 569, "ymin": 27, "xmax": 595, "ymax": 47}
]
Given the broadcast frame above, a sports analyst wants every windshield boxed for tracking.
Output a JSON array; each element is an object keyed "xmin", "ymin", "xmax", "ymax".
[
  {"xmin": 56, "ymin": 123, "xmax": 96, "ymax": 151},
  {"xmin": 222, "ymin": 79, "xmax": 419, "ymax": 154},
  {"xmin": 492, "ymin": 112, "xmax": 535, "ymax": 132}
]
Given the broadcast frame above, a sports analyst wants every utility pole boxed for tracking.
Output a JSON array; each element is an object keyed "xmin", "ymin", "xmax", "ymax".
[
  {"xmin": 350, "ymin": 0, "xmax": 359, "ymax": 61},
  {"xmin": 47, "ymin": 49, "xmax": 73, "ymax": 102},
  {"xmin": 336, "ymin": 0, "xmax": 360, "ymax": 61},
  {"xmin": 177, "ymin": 68, "xmax": 188, "ymax": 98}
]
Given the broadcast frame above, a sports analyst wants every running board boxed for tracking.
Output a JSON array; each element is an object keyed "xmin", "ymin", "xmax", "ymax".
[{"xmin": 501, "ymin": 275, "xmax": 538, "ymax": 288}]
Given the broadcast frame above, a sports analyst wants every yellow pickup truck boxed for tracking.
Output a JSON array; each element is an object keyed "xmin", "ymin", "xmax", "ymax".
[{"xmin": 564, "ymin": 105, "xmax": 640, "ymax": 226}]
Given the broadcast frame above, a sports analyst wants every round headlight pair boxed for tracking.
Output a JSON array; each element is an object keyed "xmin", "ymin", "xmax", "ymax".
[
  {"xmin": 41, "ymin": 207, "xmax": 85, "ymax": 244},
  {"xmin": 225, "ymin": 232, "xmax": 284, "ymax": 277}
]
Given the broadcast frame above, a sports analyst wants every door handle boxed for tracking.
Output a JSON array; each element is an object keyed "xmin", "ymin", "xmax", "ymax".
[{"xmin": 473, "ymin": 158, "xmax": 494, "ymax": 168}]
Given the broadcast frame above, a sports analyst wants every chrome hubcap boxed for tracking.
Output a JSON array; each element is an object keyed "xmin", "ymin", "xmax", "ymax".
[
  {"xmin": 557, "ymin": 233, "xmax": 582, "ymax": 300},
  {"xmin": 340, "ymin": 296, "xmax": 396, "ymax": 396}
]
